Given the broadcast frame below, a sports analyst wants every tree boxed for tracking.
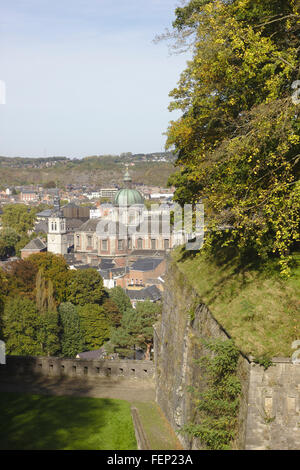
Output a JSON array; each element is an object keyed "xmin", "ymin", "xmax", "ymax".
[
  {"xmin": 14, "ymin": 235, "xmax": 34, "ymax": 258},
  {"xmin": 107, "ymin": 308, "xmax": 139, "ymax": 358},
  {"xmin": 59, "ymin": 302, "xmax": 85, "ymax": 357},
  {"xmin": 165, "ymin": 0, "xmax": 300, "ymax": 274},
  {"xmin": 66, "ymin": 269, "xmax": 105, "ymax": 306},
  {"xmin": 47, "ymin": 279, "xmax": 57, "ymax": 313},
  {"xmin": 0, "ymin": 269, "xmax": 8, "ymax": 340},
  {"xmin": 77, "ymin": 303, "xmax": 110, "ymax": 350},
  {"xmin": 35, "ymin": 272, "xmax": 60, "ymax": 356},
  {"xmin": 108, "ymin": 286, "xmax": 132, "ymax": 315},
  {"xmin": 0, "ymin": 239, "xmax": 7, "ymax": 259},
  {"xmin": 38, "ymin": 310, "xmax": 61, "ymax": 357},
  {"xmin": 102, "ymin": 298, "xmax": 122, "ymax": 328},
  {"xmin": 3, "ymin": 297, "xmax": 42, "ymax": 356},
  {"xmin": 0, "ymin": 227, "xmax": 20, "ymax": 257},
  {"xmin": 135, "ymin": 301, "xmax": 162, "ymax": 360},
  {"xmin": 29, "ymin": 252, "xmax": 70, "ymax": 302},
  {"xmin": 1, "ymin": 204, "xmax": 36, "ymax": 237},
  {"xmin": 109, "ymin": 301, "xmax": 161, "ymax": 359},
  {"xmin": 36, "ymin": 269, "xmax": 48, "ymax": 313},
  {"xmin": 5, "ymin": 259, "xmax": 37, "ymax": 300}
]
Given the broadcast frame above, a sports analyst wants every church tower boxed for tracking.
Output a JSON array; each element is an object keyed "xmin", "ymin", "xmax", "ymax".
[{"xmin": 47, "ymin": 195, "xmax": 68, "ymax": 255}]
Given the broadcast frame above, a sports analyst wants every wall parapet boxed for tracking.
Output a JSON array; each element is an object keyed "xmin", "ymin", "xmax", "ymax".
[{"xmin": 0, "ymin": 355, "xmax": 155, "ymax": 380}]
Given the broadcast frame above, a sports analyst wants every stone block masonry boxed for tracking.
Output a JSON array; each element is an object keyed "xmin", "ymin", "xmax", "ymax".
[
  {"xmin": 0, "ymin": 355, "xmax": 155, "ymax": 381},
  {"xmin": 245, "ymin": 359, "xmax": 300, "ymax": 450}
]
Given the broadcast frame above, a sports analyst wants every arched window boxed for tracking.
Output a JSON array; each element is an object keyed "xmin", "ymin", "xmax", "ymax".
[{"xmin": 86, "ymin": 235, "xmax": 92, "ymax": 247}]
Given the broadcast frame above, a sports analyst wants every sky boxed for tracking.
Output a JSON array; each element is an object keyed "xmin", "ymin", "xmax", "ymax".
[{"xmin": 0, "ymin": 0, "xmax": 189, "ymax": 158}]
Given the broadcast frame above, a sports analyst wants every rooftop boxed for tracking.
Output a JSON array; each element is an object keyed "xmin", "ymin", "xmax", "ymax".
[
  {"xmin": 126, "ymin": 285, "xmax": 161, "ymax": 302},
  {"xmin": 21, "ymin": 238, "xmax": 47, "ymax": 251},
  {"xmin": 131, "ymin": 257, "xmax": 164, "ymax": 272},
  {"xmin": 76, "ymin": 218, "xmax": 101, "ymax": 233}
]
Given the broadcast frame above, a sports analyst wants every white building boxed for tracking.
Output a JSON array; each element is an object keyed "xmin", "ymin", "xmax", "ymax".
[{"xmin": 47, "ymin": 196, "xmax": 69, "ymax": 255}]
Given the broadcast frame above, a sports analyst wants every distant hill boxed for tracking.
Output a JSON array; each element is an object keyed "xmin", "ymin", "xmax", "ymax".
[{"xmin": 0, "ymin": 152, "xmax": 176, "ymax": 188}]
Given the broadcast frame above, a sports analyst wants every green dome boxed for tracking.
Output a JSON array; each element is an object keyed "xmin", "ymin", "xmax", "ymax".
[{"xmin": 114, "ymin": 188, "xmax": 144, "ymax": 206}]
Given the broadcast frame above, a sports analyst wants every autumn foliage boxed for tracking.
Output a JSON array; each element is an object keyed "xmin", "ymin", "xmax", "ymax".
[{"xmin": 166, "ymin": 0, "xmax": 300, "ymax": 274}]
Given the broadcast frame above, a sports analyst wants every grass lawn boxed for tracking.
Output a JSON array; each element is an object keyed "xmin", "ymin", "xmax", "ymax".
[
  {"xmin": 0, "ymin": 392, "xmax": 137, "ymax": 450},
  {"xmin": 172, "ymin": 248, "xmax": 300, "ymax": 358}
]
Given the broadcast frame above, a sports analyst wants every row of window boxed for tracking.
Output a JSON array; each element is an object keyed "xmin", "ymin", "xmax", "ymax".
[{"xmin": 76, "ymin": 236, "xmax": 170, "ymax": 250}]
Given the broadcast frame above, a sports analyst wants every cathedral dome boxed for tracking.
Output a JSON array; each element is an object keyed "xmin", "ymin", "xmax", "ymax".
[
  {"xmin": 114, "ymin": 188, "xmax": 144, "ymax": 206},
  {"xmin": 114, "ymin": 167, "xmax": 144, "ymax": 206}
]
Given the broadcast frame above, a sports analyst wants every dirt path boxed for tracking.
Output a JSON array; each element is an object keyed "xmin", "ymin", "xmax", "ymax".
[{"xmin": 0, "ymin": 375, "xmax": 155, "ymax": 403}]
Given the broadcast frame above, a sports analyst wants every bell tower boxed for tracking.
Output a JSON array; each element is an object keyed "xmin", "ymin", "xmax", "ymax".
[{"xmin": 47, "ymin": 195, "xmax": 68, "ymax": 255}]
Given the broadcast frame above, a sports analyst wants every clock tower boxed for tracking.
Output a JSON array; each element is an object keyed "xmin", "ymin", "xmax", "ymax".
[{"xmin": 47, "ymin": 195, "xmax": 68, "ymax": 255}]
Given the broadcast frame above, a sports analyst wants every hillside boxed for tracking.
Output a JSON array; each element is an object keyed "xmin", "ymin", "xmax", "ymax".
[
  {"xmin": 0, "ymin": 154, "xmax": 175, "ymax": 188},
  {"xmin": 172, "ymin": 248, "xmax": 300, "ymax": 359}
]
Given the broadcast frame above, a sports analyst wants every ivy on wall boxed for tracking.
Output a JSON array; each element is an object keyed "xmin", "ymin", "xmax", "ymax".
[{"xmin": 182, "ymin": 339, "xmax": 241, "ymax": 450}]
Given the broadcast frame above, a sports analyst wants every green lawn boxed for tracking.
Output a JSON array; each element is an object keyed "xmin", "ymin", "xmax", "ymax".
[{"xmin": 0, "ymin": 392, "xmax": 137, "ymax": 450}]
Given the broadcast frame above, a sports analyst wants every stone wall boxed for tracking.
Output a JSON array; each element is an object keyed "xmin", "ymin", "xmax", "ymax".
[
  {"xmin": 0, "ymin": 355, "xmax": 154, "ymax": 381},
  {"xmin": 154, "ymin": 260, "xmax": 229, "ymax": 449},
  {"xmin": 245, "ymin": 359, "xmax": 300, "ymax": 450},
  {"xmin": 154, "ymin": 260, "xmax": 300, "ymax": 450}
]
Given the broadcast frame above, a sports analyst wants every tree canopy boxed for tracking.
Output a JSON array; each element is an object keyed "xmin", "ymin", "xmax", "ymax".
[
  {"xmin": 59, "ymin": 302, "xmax": 85, "ymax": 357},
  {"xmin": 3, "ymin": 297, "xmax": 42, "ymax": 356},
  {"xmin": 107, "ymin": 286, "xmax": 132, "ymax": 315},
  {"xmin": 77, "ymin": 303, "xmax": 111, "ymax": 350},
  {"xmin": 66, "ymin": 268, "xmax": 105, "ymax": 306},
  {"xmin": 0, "ymin": 255, "xmax": 123, "ymax": 356},
  {"xmin": 109, "ymin": 301, "xmax": 162, "ymax": 359},
  {"xmin": 29, "ymin": 253, "xmax": 70, "ymax": 302},
  {"xmin": 166, "ymin": 0, "xmax": 300, "ymax": 274},
  {"xmin": 5, "ymin": 259, "xmax": 37, "ymax": 301}
]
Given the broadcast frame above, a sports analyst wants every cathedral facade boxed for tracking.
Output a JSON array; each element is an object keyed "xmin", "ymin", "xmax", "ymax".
[{"xmin": 47, "ymin": 171, "xmax": 187, "ymax": 263}]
